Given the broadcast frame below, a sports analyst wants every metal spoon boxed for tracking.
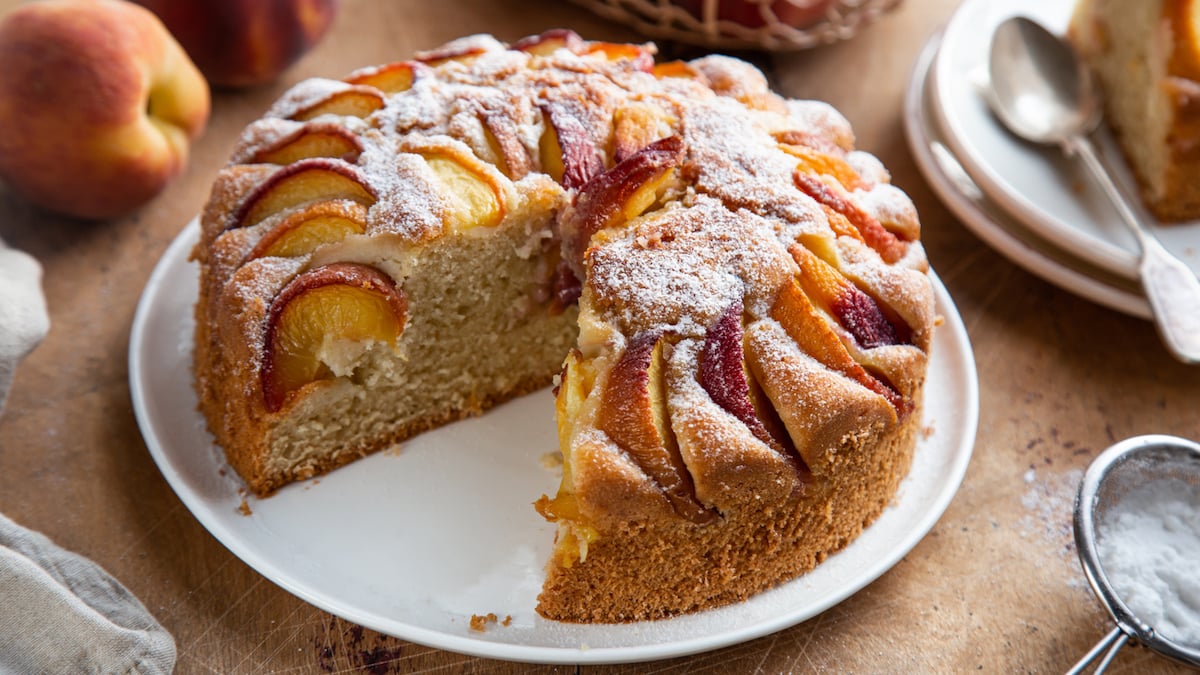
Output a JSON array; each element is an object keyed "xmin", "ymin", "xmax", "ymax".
[
  {"xmin": 986, "ymin": 16, "xmax": 1200, "ymax": 364},
  {"xmin": 1069, "ymin": 434, "xmax": 1200, "ymax": 673}
]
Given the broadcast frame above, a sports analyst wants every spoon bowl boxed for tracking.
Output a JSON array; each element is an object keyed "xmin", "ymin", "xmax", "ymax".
[{"xmin": 988, "ymin": 17, "xmax": 1100, "ymax": 145}]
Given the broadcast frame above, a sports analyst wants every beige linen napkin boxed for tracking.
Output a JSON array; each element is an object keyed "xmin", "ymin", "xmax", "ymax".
[{"xmin": 0, "ymin": 240, "xmax": 176, "ymax": 674}]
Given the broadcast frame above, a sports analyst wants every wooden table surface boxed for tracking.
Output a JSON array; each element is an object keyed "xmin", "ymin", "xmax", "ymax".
[{"xmin": 2, "ymin": 0, "xmax": 1198, "ymax": 672}]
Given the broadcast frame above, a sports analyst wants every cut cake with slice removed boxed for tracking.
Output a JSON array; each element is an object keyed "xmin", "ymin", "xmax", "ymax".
[{"xmin": 192, "ymin": 30, "xmax": 936, "ymax": 622}]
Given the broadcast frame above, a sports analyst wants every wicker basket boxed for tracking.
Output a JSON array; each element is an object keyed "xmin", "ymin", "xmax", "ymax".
[{"xmin": 570, "ymin": 0, "xmax": 902, "ymax": 52}]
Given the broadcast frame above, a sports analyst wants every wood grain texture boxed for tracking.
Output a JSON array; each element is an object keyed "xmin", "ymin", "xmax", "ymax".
[{"xmin": 0, "ymin": 0, "xmax": 1197, "ymax": 672}]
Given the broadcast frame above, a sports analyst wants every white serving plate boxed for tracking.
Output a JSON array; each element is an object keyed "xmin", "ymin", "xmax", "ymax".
[{"xmin": 129, "ymin": 219, "xmax": 978, "ymax": 664}]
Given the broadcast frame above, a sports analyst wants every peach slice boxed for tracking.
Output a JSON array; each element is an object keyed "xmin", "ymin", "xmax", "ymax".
[
  {"xmin": 539, "ymin": 103, "xmax": 604, "ymax": 189},
  {"xmin": 289, "ymin": 86, "xmax": 385, "ymax": 121},
  {"xmin": 247, "ymin": 123, "xmax": 363, "ymax": 165},
  {"xmin": 513, "ymin": 29, "xmax": 585, "ymax": 56},
  {"xmin": 419, "ymin": 151, "xmax": 505, "ymax": 230},
  {"xmin": 780, "ymin": 144, "xmax": 862, "ymax": 191},
  {"xmin": 479, "ymin": 110, "xmax": 531, "ymax": 180},
  {"xmin": 793, "ymin": 172, "xmax": 906, "ymax": 263},
  {"xmin": 788, "ymin": 243, "xmax": 909, "ymax": 350},
  {"xmin": 611, "ymin": 103, "xmax": 678, "ymax": 164},
  {"xmin": 597, "ymin": 331, "xmax": 716, "ymax": 524},
  {"xmin": 262, "ymin": 263, "xmax": 407, "ymax": 412},
  {"xmin": 698, "ymin": 300, "xmax": 798, "ymax": 459},
  {"xmin": 344, "ymin": 61, "xmax": 419, "ymax": 93},
  {"xmin": 584, "ymin": 42, "xmax": 654, "ymax": 72},
  {"xmin": 414, "ymin": 43, "xmax": 486, "ymax": 67},
  {"xmin": 246, "ymin": 199, "xmax": 368, "ymax": 260},
  {"xmin": 536, "ymin": 350, "xmax": 591, "ymax": 524},
  {"xmin": 562, "ymin": 135, "xmax": 685, "ymax": 268},
  {"xmin": 771, "ymin": 272, "xmax": 904, "ymax": 411},
  {"xmin": 231, "ymin": 158, "xmax": 376, "ymax": 231},
  {"xmin": 652, "ymin": 60, "xmax": 699, "ymax": 80}
]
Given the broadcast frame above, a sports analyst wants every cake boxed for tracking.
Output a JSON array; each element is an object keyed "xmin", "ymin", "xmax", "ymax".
[
  {"xmin": 1069, "ymin": 0, "xmax": 1200, "ymax": 221},
  {"xmin": 193, "ymin": 30, "xmax": 936, "ymax": 622}
]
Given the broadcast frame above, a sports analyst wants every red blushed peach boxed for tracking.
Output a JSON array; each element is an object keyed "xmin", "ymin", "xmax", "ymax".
[
  {"xmin": 0, "ymin": 0, "xmax": 209, "ymax": 219},
  {"xmin": 132, "ymin": 0, "xmax": 338, "ymax": 88},
  {"xmin": 262, "ymin": 263, "xmax": 407, "ymax": 412}
]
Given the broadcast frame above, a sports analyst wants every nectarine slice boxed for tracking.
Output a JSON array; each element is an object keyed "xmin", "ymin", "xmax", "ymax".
[
  {"xmin": 771, "ymin": 274, "xmax": 903, "ymax": 410},
  {"xmin": 780, "ymin": 144, "xmax": 862, "ymax": 191},
  {"xmin": 564, "ymin": 135, "xmax": 685, "ymax": 266},
  {"xmin": 232, "ymin": 159, "xmax": 376, "ymax": 231},
  {"xmin": 698, "ymin": 300, "xmax": 798, "ymax": 460},
  {"xmin": 248, "ymin": 124, "xmax": 363, "ymax": 165},
  {"xmin": 246, "ymin": 200, "xmax": 368, "ymax": 260},
  {"xmin": 513, "ymin": 29, "xmax": 585, "ymax": 56},
  {"xmin": 598, "ymin": 331, "xmax": 716, "ymax": 524},
  {"xmin": 612, "ymin": 103, "xmax": 678, "ymax": 164},
  {"xmin": 479, "ymin": 111, "xmax": 531, "ymax": 180},
  {"xmin": 584, "ymin": 42, "xmax": 654, "ymax": 72},
  {"xmin": 419, "ymin": 152, "xmax": 505, "ymax": 230},
  {"xmin": 289, "ymin": 87, "xmax": 386, "ymax": 121},
  {"xmin": 788, "ymin": 243, "xmax": 908, "ymax": 350},
  {"xmin": 344, "ymin": 61, "xmax": 418, "ymax": 93},
  {"xmin": 652, "ymin": 60, "xmax": 699, "ymax": 79},
  {"xmin": 793, "ymin": 172, "xmax": 906, "ymax": 263},
  {"xmin": 539, "ymin": 104, "xmax": 604, "ymax": 189},
  {"xmin": 262, "ymin": 263, "xmax": 406, "ymax": 412}
]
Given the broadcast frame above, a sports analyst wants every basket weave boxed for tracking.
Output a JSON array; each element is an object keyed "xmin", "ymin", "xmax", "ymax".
[{"xmin": 569, "ymin": 0, "xmax": 902, "ymax": 52}]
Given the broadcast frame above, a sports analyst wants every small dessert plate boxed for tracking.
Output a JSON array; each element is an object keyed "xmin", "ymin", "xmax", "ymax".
[
  {"xmin": 129, "ymin": 220, "xmax": 979, "ymax": 664},
  {"xmin": 931, "ymin": 0, "xmax": 1200, "ymax": 283}
]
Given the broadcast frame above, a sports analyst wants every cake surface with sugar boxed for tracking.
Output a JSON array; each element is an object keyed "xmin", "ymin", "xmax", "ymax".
[{"xmin": 194, "ymin": 29, "xmax": 936, "ymax": 622}]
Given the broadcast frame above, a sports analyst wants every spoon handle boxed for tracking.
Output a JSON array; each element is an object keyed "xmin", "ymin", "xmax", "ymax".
[{"xmin": 1064, "ymin": 134, "xmax": 1200, "ymax": 364}]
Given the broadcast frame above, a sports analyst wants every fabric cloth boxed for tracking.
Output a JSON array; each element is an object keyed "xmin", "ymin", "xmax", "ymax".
[{"xmin": 0, "ymin": 240, "xmax": 176, "ymax": 674}]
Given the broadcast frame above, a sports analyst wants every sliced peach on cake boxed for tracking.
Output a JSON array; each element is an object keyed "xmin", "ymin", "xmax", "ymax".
[
  {"xmin": 261, "ymin": 263, "xmax": 407, "ymax": 412},
  {"xmin": 418, "ymin": 150, "xmax": 506, "ymax": 230},
  {"xmin": 597, "ymin": 330, "xmax": 716, "ymax": 524},
  {"xmin": 780, "ymin": 144, "xmax": 863, "ymax": 191},
  {"xmin": 698, "ymin": 300, "xmax": 800, "ymax": 463},
  {"xmin": 771, "ymin": 267, "xmax": 904, "ymax": 412},
  {"xmin": 793, "ymin": 172, "xmax": 906, "ymax": 263},
  {"xmin": 231, "ymin": 158, "xmax": 376, "ymax": 231},
  {"xmin": 414, "ymin": 43, "xmax": 487, "ymax": 67},
  {"xmin": 563, "ymin": 135, "xmax": 685, "ymax": 267},
  {"xmin": 539, "ymin": 103, "xmax": 604, "ymax": 189},
  {"xmin": 479, "ymin": 111, "xmax": 531, "ymax": 180},
  {"xmin": 247, "ymin": 124, "xmax": 364, "ymax": 165},
  {"xmin": 788, "ymin": 243, "xmax": 910, "ymax": 350},
  {"xmin": 513, "ymin": 29, "xmax": 585, "ymax": 56},
  {"xmin": 611, "ymin": 103, "xmax": 678, "ymax": 164},
  {"xmin": 584, "ymin": 42, "xmax": 655, "ymax": 72},
  {"xmin": 535, "ymin": 349, "xmax": 600, "ymax": 563},
  {"xmin": 246, "ymin": 200, "xmax": 368, "ymax": 260},
  {"xmin": 343, "ymin": 61, "xmax": 419, "ymax": 93},
  {"xmin": 652, "ymin": 60, "xmax": 699, "ymax": 80},
  {"xmin": 288, "ymin": 86, "xmax": 386, "ymax": 121}
]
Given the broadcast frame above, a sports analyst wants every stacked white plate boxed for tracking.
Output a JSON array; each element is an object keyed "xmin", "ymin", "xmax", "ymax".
[{"xmin": 904, "ymin": 0, "xmax": 1200, "ymax": 319}]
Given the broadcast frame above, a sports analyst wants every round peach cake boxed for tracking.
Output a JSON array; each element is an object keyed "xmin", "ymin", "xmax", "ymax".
[{"xmin": 193, "ymin": 30, "xmax": 936, "ymax": 623}]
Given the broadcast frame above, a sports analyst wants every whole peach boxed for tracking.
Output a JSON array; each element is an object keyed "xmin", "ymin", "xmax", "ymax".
[
  {"xmin": 132, "ymin": 0, "xmax": 339, "ymax": 88},
  {"xmin": 0, "ymin": 0, "xmax": 210, "ymax": 220}
]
